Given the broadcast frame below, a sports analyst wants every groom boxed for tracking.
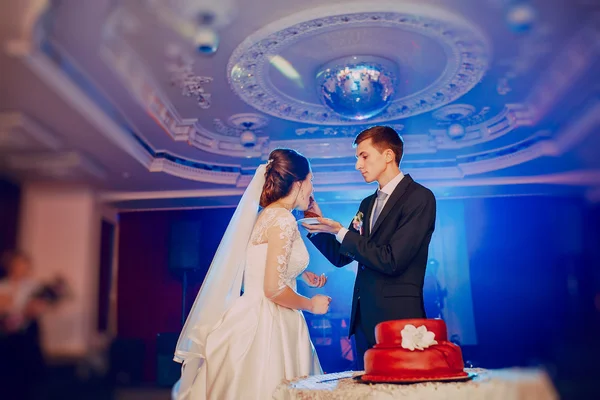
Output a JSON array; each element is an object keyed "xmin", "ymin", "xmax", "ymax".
[{"xmin": 303, "ymin": 126, "xmax": 436, "ymax": 370}]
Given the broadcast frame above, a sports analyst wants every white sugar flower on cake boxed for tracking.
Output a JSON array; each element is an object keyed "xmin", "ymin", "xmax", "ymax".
[{"xmin": 400, "ymin": 324, "xmax": 438, "ymax": 351}]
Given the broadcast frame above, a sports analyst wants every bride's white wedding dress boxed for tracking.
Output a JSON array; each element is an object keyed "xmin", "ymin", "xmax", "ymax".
[{"xmin": 186, "ymin": 207, "xmax": 322, "ymax": 399}]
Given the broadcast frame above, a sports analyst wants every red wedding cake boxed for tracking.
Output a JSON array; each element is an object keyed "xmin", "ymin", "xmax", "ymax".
[{"xmin": 362, "ymin": 319, "xmax": 469, "ymax": 382}]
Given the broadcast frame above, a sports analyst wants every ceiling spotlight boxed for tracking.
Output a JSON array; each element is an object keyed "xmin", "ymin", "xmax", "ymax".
[
  {"xmin": 447, "ymin": 123, "xmax": 466, "ymax": 139},
  {"xmin": 240, "ymin": 130, "xmax": 257, "ymax": 148},
  {"xmin": 506, "ymin": 3, "xmax": 537, "ymax": 33},
  {"xmin": 194, "ymin": 27, "xmax": 219, "ymax": 54}
]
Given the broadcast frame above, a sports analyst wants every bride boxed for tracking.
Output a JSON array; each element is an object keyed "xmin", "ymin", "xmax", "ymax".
[{"xmin": 172, "ymin": 148, "xmax": 331, "ymax": 400}]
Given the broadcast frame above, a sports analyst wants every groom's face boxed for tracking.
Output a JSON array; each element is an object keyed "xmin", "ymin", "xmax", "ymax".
[{"xmin": 355, "ymin": 139, "xmax": 388, "ymax": 184}]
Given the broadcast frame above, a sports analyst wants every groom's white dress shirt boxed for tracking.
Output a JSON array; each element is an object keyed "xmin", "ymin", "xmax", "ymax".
[{"xmin": 335, "ymin": 171, "xmax": 404, "ymax": 243}]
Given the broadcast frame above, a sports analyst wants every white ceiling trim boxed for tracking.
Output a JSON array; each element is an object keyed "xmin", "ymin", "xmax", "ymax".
[
  {"xmin": 4, "ymin": 41, "xmax": 154, "ymax": 169},
  {"xmin": 3, "ymin": 3, "xmax": 599, "ymax": 189},
  {"xmin": 100, "ymin": 29, "xmax": 536, "ymax": 156},
  {"xmin": 6, "ymin": 37, "xmax": 599, "ymax": 188},
  {"xmin": 0, "ymin": 111, "xmax": 62, "ymax": 150},
  {"xmin": 526, "ymin": 20, "xmax": 600, "ymax": 122},
  {"xmin": 116, "ymin": 191, "xmax": 593, "ymax": 213},
  {"xmin": 99, "ymin": 169, "xmax": 600, "ymax": 202},
  {"xmin": 98, "ymin": 33, "xmax": 268, "ymax": 158},
  {"xmin": 5, "ymin": 151, "xmax": 107, "ymax": 180}
]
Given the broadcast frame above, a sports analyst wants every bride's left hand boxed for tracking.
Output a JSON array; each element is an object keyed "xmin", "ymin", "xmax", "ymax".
[{"xmin": 302, "ymin": 271, "xmax": 327, "ymax": 288}]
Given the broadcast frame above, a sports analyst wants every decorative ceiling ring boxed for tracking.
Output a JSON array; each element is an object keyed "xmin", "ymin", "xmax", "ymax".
[{"xmin": 228, "ymin": 2, "xmax": 491, "ymax": 125}]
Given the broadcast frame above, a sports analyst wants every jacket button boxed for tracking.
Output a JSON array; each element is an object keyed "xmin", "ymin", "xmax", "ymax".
[{"xmin": 361, "ymin": 265, "xmax": 365, "ymax": 270}]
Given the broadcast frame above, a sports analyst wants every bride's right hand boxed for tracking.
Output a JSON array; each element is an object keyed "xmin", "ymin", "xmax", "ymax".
[
  {"xmin": 310, "ymin": 294, "xmax": 331, "ymax": 314},
  {"xmin": 305, "ymin": 196, "xmax": 323, "ymax": 217}
]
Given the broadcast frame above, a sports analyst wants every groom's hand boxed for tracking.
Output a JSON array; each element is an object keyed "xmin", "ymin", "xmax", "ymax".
[{"xmin": 302, "ymin": 217, "xmax": 343, "ymax": 235}]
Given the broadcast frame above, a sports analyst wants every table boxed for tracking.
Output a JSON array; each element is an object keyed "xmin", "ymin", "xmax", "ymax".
[{"xmin": 272, "ymin": 368, "xmax": 558, "ymax": 399}]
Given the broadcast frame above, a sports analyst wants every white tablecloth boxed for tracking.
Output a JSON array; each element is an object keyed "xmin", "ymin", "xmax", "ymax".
[{"xmin": 272, "ymin": 368, "xmax": 558, "ymax": 399}]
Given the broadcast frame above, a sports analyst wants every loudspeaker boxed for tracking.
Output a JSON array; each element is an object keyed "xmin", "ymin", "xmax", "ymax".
[
  {"xmin": 156, "ymin": 332, "xmax": 181, "ymax": 387},
  {"xmin": 169, "ymin": 220, "xmax": 202, "ymax": 270}
]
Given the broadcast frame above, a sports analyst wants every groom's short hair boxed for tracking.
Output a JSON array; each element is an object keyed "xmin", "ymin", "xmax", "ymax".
[{"xmin": 354, "ymin": 126, "xmax": 404, "ymax": 165}]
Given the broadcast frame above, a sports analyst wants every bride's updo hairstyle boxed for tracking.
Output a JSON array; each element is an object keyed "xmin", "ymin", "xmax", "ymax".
[{"xmin": 260, "ymin": 148, "xmax": 310, "ymax": 208}]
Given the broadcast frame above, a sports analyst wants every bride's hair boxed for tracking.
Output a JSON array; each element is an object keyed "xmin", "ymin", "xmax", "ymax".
[{"xmin": 260, "ymin": 148, "xmax": 310, "ymax": 208}]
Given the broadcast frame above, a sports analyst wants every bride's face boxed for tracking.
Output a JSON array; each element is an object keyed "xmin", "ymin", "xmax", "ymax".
[{"xmin": 294, "ymin": 172, "xmax": 314, "ymax": 211}]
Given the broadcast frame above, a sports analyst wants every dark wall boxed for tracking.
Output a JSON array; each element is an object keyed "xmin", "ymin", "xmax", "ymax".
[
  {"xmin": 116, "ymin": 207, "xmax": 235, "ymax": 382},
  {"xmin": 463, "ymin": 196, "xmax": 595, "ymax": 367},
  {"xmin": 0, "ymin": 178, "xmax": 21, "ymax": 261}
]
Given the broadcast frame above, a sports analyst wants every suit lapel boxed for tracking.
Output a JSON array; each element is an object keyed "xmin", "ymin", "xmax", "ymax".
[
  {"xmin": 371, "ymin": 174, "xmax": 414, "ymax": 236},
  {"xmin": 363, "ymin": 192, "xmax": 377, "ymax": 237}
]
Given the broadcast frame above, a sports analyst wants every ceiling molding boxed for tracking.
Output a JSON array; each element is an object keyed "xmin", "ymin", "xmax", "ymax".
[
  {"xmin": 2, "ymin": 0, "xmax": 51, "ymax": 57},
  {"xmin": 552, "ymin": 100, "xmax": 600, "ymax": 151},
  {"xmin": 0, "ymin": 110, "xmax": 105, "ymax": 182},
  {"xmin": 428, "ymin": 104, "xmax": 535, "ymax": 150},
  {"xmin": 147, "ymin": 0, "xmax": 238, "ymax": 31},
  {"xmin": 9, "ymin": 33, "xmax": 600, "ymax": 187},
  {"xmin": 4, "ymin": 2, "xmax": 598, "ymax": 189},
  {"xmin": 100, "ymin": 169, "xmax": 600, "ymax": 203},
  {"xmin": 288, "ymin": 103, "xmax": 599, "ymax": 180},
  {"xmin": 4, "ymin": 151, "xmax": 107, "ymax": 181},
  {"xmin": 6, "ymin": 40, "xmax": 155, "ymax": 170},
  {"xmin": 114, "ymin": 190, "xmax": 588, "ymax": 212},
  {"xmin": 99, "ymin": 32, "xmax": 269, "ymax": 158},
  {"xmin": 0, "ymin": 111, "xmax": 62, "ymax": 151},
  {"xmin": 97, "ymin": 13, "xmax": 600, "ymax": 162},
  {"xmin": 99, "ymin": 30, "xmax": 540, "ymax": 157},
  {"xmin": 526, "ymin": 20, "xmax": 600, "ymax": 123},
  {"xmin": 149, "ymin": 157, "xmax": 240, "ymax": 184}
]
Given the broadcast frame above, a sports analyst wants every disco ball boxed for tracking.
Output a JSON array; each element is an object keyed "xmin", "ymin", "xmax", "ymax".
[{"xmin": 316, "ymin": 56, "xmax": 397, "ymax": 121}]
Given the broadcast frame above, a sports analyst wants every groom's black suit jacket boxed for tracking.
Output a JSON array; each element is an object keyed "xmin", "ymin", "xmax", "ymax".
[{"xmin": 309, "ymin": 174, "xmax": 436, "ymax": 344}]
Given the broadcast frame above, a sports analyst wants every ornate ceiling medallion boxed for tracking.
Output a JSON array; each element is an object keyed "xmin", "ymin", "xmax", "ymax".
[{"xmin": 228, "ymin": 3, "xmax": 490, "ymax": 125}]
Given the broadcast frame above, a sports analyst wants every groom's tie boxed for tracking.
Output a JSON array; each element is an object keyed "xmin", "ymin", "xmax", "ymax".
[{"xmin": 371, "ymin": 190, "xmax": 388, "ymax": 230}]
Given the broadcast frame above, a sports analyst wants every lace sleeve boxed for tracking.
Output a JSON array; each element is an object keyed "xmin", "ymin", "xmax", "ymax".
[{"xmin": 263, "ymin": 209, "xmax": 298, "ymax": 299}]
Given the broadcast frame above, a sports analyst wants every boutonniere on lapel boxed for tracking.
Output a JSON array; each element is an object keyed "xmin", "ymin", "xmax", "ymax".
[{"xmin": 352, "ymin": 211, "xmax": 364, "ymax": 235}]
